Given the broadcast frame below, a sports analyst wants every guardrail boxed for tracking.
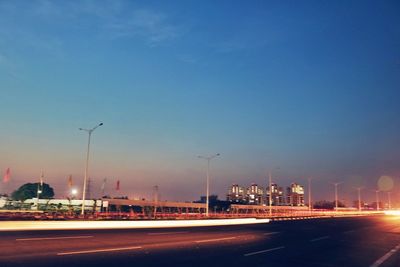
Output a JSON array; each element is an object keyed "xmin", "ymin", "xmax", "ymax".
[{"xmin": 0, "ymin": 209, "xmax": 385, "ymax": 221}]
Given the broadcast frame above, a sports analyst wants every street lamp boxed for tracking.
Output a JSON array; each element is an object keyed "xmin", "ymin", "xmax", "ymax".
[
  {"xmin": 375, "ymin": 190, "xmax": 380, "ymax": 211},
  {"xmin": 267, "ymin": 167, "xmax": 279, "ymax": 217},
  {"xmin": 79, "ymin": 122, "xmax": 103, "ymax": 215},
  {"xmin": 308, "ymin": 177, "xmax": 313, "ymax": 212},
  {"xmin": 71, "ymin": 188, "xmax": 78, "ymax": 198},
  {"xmin": 198, "ymin": 153, "xmax": 220, "ymax": 217},
  {"xmin": 354, "ymin": 187, "xmax": 363, "ymax": 212},
  {"xmin": 331, "ymin": 182, "xmax": 343, "ymax": 211}
]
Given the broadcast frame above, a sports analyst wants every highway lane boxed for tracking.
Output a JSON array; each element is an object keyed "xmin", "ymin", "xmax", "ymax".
[{"xmin": 1, "ymin": 215, "xmax": 400, "ymax": 267}]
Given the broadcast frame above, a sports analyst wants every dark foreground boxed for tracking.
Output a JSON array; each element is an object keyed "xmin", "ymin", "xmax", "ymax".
[{"xmin": 1, "ymin": 215, "xmax": 400, "ymax": 267}]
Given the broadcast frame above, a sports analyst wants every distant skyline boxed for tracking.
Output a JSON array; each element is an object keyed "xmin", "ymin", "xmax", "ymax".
[{"xmin": 0, "ymin": 1, "xmax": 399, "ymax": 204}]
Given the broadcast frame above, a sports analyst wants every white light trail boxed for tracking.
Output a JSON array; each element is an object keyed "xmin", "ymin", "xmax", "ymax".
[{"xmin": 0, "ymin": 218, "xmax": 270, "ymax": 232}]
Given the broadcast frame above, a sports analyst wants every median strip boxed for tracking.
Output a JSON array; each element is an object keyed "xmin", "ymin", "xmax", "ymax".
[
  {"xmin": 17, "ymin": 235, "xmax": 94, "ymax": 241},
  {"xmin": 57, "ymin": 246, "xmax": 142, "ymax": 256},
  {"xmin": 244, "ymin": 246, "xmax": 285, "ymax": 256}
]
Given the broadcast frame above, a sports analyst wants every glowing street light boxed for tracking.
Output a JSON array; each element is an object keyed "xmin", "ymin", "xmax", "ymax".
[
  {"xmin": 198, "ymin": 153, "xmax": 220, "ymax": 217},
  {"xmin": 71, "ymin": 188, "xmax": 78, "ymax": 196},
  {"xmin": 79, "ymin": 122, "xmax": 103, "ymax": 215}
]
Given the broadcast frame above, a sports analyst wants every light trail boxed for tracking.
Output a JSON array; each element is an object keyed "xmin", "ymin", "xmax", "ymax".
[
  {"xmin": 148, "ymin": 231, "xmax": 189, "ymax": 235},
  {"xmin": 310, "ymin": 236, "xmax": 330, "ymax": 242},
  {"xmin": 16, "ymin": 235, "xmax": 94, "ymax": 241},
  {"xmin": 263, "ymin": 231, "xmax": 280, "ymax": 236},
  {"xmin": 384, "ymin": 210, "xmax": 400, "ymax": 216},
  {"xmin": 0, "ymin": 218, "xmax": 270, "ymax": 232},
  {"xmin": 57, "ymin": 246, "xmax": 142, "ymax": 256},
  {"xmin": 194, "ymin": 237, "xmax": 236, "ymax": 243},
  {"xmin": 244, "ymin": 246, "xmax": 285, "ymax": 256}
]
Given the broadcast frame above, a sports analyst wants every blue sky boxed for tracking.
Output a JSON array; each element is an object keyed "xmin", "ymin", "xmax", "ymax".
[{"xmin": 0, "ymin": 0, "xmax": 399, "ymax": 203}]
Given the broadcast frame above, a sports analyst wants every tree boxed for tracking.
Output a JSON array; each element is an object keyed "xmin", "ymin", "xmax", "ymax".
[
  {"xmin": 313, "ymin": 200, "xmax": 345, "ymax": 210},
  {"xmin": 11, "ymin": 183, "xmax": 54, "ymax": 201}
]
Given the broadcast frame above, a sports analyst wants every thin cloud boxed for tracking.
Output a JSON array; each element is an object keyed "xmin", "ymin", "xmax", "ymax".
[{"xmin": 104, "ymin": 9, "xmax": 181, "ymax": 46}]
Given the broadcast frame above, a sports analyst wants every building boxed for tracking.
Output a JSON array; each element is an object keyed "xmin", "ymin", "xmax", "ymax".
[
  {"xmin": 265, "ymin": 183, "xmax": 284, "ymax": 206},
  {"xmin": 286, "ymin": 183, "xmax": 305, "ymax": 206},
  {"xmin": 246, "ymin": 183, "xmax": 264, "ymax": 205},
  {"xmin": 227, "ymin": 184, "xmax": 245, "ymax": 204}
]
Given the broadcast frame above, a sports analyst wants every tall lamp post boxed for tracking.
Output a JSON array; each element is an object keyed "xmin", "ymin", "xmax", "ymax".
[
  {"xmin": 79, "ymin": 122, "xmax": 103, "ymax": 215},
  {"xmin": 332, "ymin": 182, "xmax": 343, "ymax": 211},
  {"xmin": 375, "ymin": 190, "xmax": 380, "ymax": 211},
  {"xmin": 355, "ymin": 187, "xmax": 363, "ymax": 212},
  {"xmin": 198, "ymin": 153, "xmax": 220, "ymax": 217},
  {"xmin": 269, "ymin": 172, "xmax": 272, "ymax": 217},
  {"xmin": 308, "ymin": 177, "xmax": 313, "ymax": 212}
]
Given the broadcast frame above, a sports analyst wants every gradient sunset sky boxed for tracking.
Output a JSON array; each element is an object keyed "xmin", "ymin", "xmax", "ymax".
[{"xmin": 0, "ymin": 0, "xmax": 399, "ymax": 204}]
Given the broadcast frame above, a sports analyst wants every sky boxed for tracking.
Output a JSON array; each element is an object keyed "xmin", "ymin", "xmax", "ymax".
[{"xmin": 0, "ymin": 0, "xmax": 399, "ymax": 204}]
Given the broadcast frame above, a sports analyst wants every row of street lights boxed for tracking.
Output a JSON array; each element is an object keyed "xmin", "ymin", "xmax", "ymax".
[
  {"xmin": 77, "ymin": 122, "xmax": 392, "ymax": 216},
  {"xmin": 77, "ymin": 122, "xmax": 221, "ymax": 217}
]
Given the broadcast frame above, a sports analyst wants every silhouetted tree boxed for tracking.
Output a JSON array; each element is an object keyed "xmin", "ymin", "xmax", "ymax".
[
  {"xmin": 313, "ymin": 200, "xmax": 345, "ymax": 209},
  {"xmin": 11, "ymin": 183, "xmax": 54, "ymax": 201}
]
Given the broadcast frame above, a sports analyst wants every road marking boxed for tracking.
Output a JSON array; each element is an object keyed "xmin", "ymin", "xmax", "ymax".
[
  {"xmin": 195, "ymin": 237, "xmax": 236, "ymax": 243},
  {"xmin": 370, "ymin": 243, "xmax": 400, "ymax": 267},
  {"xmin": 57, "ymin": 246, "xmax": 142, "ymax": 256},
  {"xmin": 16, "ymin": 235, "xmax": 94, "ymax": 241},
  {"xmin": 244, "ymin": 246, "xmax": 285, "ymax": 256},
  {"xmin": 148, "ymin": 231, "xmax": 188, "ymax": 235},
  {"xmin": 310, "ymin": 236, "xmax": 330, "ymax": 242},
  {"xmin": 263, "ymin": 231, "xmax": 280, "ymax": 236}
]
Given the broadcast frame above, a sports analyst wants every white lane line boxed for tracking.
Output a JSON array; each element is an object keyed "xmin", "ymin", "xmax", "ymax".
[
  {"xmin": 310, "ymin": 236, "xmax": 330, "ymax": 242},
  {"xmin": 148, "ymin": 231, "xmax": 188, "ymax": 235},
  {"xmin": 195, "ymin": 237, "xmax": 236, "ymax": 243},
  {"xmin": 263, "ymin": 231, "xmax": 280, "ymax": 236},
  {"xmin": 16, "ymin": 235, "xmax": 94, "ymax": 241},
  {"xmin": 244, "ymin": 246, "xmax": 285, "ymax": 256},
  {"xmin": 370, "ymin": 243, "xmax": 400, "ymax": 267},
  {"xmin": 57, "ymin": 246, "xmax": 142, "ymax": 256}
]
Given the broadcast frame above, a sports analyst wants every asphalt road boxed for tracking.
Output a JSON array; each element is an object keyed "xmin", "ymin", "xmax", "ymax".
[{"xmin": 1, "ymin": 215, "xmax": 400, "ymax": 267}]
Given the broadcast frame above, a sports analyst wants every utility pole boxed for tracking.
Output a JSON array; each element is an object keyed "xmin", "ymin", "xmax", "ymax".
[
  {"xmin": 308, "ymin": 177, "xmax": 312, "ymax": 212},
  {"xmin": 269, "ymin": 171, "xmax": 272, "ymax": 217},
  {"xmin": 375, "ymin": 190, "xmax": 380, "ymax": 211},
  {"xmin": 153, "ymin": 185, "xmax": 159, "ymax": 218},
  {"xmin": 355, "ymin": 187, "xmax": 363, "ymax": 212},
  {"xmin": 36, "ymin": 171, "xmax": 44, "ymax": 210}
]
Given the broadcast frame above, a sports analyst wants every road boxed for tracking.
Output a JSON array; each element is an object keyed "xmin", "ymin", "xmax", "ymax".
[{"xmin": 1, "ymin": 215, "xmax": 400, "ymax": 267}]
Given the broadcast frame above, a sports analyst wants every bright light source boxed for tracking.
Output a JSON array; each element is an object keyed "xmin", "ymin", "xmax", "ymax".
[
  {"xmin": 0, "ymin": 218, "xmax": 270, "ymax": 232},
  {"xmin": 384, "ymin": 210, "xmax": 400, "ymax": 216},
  {"xmin": 71, "ymin": 189, "xmax": 78, "ymax": 195}
]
